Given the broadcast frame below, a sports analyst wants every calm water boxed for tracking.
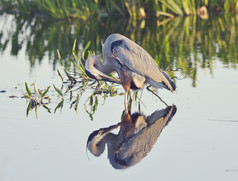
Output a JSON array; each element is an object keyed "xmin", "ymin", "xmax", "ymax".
[{"xmin": 0, "ymin": 13, "xmax": 238, "ymax": 181}]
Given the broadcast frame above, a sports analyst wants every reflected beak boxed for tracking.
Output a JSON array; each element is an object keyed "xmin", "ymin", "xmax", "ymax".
[{"xmin": 100, "ymin": 122, "xmax": 121, "ymax": 135}]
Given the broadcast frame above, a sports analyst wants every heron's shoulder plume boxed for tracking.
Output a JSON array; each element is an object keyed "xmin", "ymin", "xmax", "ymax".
[{"xmin": 110, "ymin": 39, "xmax": 130, "ymax": 54}]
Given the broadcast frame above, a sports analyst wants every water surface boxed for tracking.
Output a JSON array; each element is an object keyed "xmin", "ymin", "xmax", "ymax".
[{"xmin": 0, "ymin": 13, "xmax": 238, "ymax": 181}]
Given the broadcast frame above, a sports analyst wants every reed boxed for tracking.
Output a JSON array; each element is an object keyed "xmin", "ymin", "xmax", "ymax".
[
  {"xmin": 24, "ymin": 40, "xmax": 123, "ymax": 119},
  {"xmin": 10, "ymin": 12, "xmax": 236, "ymax": 118},
  {"xmin": 1, "ymin": 0, "xmax": 237, "ymax": 20},
  {"xmin": 1, "ymin": 12, "xmax": 238, "ymax": 88},
  {"xmin": 24, "ymin": 80, "xmax": 51, "ymax": 119}
]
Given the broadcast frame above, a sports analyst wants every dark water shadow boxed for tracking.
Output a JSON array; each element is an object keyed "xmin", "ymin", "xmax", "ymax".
[{"xmin": 87, "ymin": 105, "xmax": 177, "ymax": 169}]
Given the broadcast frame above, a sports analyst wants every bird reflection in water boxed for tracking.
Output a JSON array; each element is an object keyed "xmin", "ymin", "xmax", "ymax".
[{"xmin": 87, "ymin": 105, "xmax": 177, "ymax": 169}]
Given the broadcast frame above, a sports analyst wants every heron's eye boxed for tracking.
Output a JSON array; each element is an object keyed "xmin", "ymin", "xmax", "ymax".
[
  {"xmin": 95, "ymin": 75, "xmax": 101, "ymax": 80},
  {"xmin": 96, "ymin": 141, "xmax": 102, "ymax": 147},
  {"xmin": 94, "ymin": 63, "xmax": 100, "ymax": 69}
]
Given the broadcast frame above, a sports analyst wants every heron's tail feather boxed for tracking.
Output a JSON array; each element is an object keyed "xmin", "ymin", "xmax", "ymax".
[{"xmin": 162, "ymin": 71, "xmax": 176, "ymax": 92}]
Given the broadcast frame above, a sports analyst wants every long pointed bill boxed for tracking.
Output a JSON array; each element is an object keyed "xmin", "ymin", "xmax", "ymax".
[{"xmin": 97, "ymin": 70, "xmax": 121, "ymax": 84}]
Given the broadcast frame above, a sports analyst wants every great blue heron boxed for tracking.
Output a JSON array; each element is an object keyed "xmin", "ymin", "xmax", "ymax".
[
  {"xmin": 87, "ymin": 105, "xmax": 177, "ymax": 169},
  {"xmin": 85, "ymin": 34, "xmax": 176, "ymax": 113}
]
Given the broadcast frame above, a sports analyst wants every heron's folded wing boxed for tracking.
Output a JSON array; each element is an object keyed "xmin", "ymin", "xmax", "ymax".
[{"xmin": 112, "ymin": 40, "xmax": 164, "ymax": 83}]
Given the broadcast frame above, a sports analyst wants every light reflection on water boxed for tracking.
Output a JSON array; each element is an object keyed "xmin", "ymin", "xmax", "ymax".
[{"xmin": 0, "ymin": 12, "xmax": 238, "ymax": 181}]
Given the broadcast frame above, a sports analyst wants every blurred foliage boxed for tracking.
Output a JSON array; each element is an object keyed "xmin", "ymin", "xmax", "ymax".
[
  {"xmin": 23, "ymin": 41, "xmax": 123, "ymax": 120},
  {"xmin": 2, "ymin": 11, "xmax": 237, "ymax": 119},
  {"xmin": 0, "ymin": 0, "xmax": 238, "ymax": 20},
  {"xmin": 1, "ymin": 1, "xmax": 237, "ymax": 119},
  {"xmin": 1, "ymin": 13, "xmax": 237, "ymax": 88},
  {"xmin": 157, "ymin": 0, "xmax": 238, "ymax": 16}
]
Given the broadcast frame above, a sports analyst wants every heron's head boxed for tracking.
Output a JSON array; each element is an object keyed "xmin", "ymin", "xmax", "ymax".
[
  {"xmin": 85, "ymin": 55, "xmax": 102, "ymax": 80},
  {"xmin": 85, "ymin": 55, "xmax": 120, "ymax": 83},
  {"xmin": 87, "ymin": 123, "xmax": 120, "ymax": 157},
  {"xmin": 87, "ymin": 129, "xmax": 108, "ymax": 157}
]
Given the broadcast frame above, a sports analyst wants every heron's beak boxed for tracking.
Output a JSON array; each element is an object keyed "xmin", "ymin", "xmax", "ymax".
[
  {"xmin": 87, "ymin": 123, "xmax": 121, "ymax": 146},
  {"xmin": 98, "ymin": 72, "xmax": 120, "ymax": 84}
]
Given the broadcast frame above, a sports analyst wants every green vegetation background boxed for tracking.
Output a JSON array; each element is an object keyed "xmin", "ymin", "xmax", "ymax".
[
  {"xmin": 1, "ymin": 0, "xmax": 238, "ymax": 20},
  {"xmin": 1, "ymin": 0, "xmax": 238, "ymax": 118}
]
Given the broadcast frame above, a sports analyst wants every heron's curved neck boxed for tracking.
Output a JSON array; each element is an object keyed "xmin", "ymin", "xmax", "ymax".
[
  {"xmin": 87, "ymin": 55, "xmax": 114, "ymax": 74},
  {"xmin": 96, "ymin": 62, "xmax": 113, "ymax": 75}
]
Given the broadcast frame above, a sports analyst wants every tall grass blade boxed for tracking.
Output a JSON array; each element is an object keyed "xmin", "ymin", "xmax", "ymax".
[
  {"xmin": 43, "ymin": 105, "xmax": 51, "ymax": 113},
  {"xmin": 74, "ymin": 93, "xmax": 80, "ymax": 112},
  {"xmin": 57, "ymin": 69, "xmax": 63, "ymax": 81},
  {"xmin": 72, "ymin": 39, "xmax": 79, "ymax": 61},
  {"xmin": 34, "ymin": 78, "xmax": 38, "ymax": 93},
  {"xmin": 72, "ymin": 39, "xmax": 77, "ymax": 53},
  {"xmin": 35, "ymin": 106, "xmax": 39, "ymax": 120},
  {"xmin": 82, "ymin": 41, "xmax": 91, "ymax": 60},
  {"xmin": 53, "ymin": 84, "xmax": 63, "ymax": 97},
  {"xmin": 26, "ymin": 101, "xmax": 32, "ymax": 117},
  {"xmin": 57, "ymin": 49, "xmax": 63, "ymax": 67},
  {"xmin": 41, "ymin": 86, "xmax": 50, "ymax": 98},
  {"xmin": 45, "ymin": 0, "xmax": 56, "ymax": 14},
  {"xmin": 25, "ymin": 82, "xmax": 32, "ymax": 97},
  {"xmin": 64, "ymin": 70, "xmax": 77, "ymax": 84},
  {"xmin": 54, "ymin": 99, "xmax": 64, "ymax": 113}
]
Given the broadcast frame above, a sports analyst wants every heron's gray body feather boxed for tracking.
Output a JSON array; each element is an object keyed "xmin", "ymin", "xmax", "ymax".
[{"xmin": 102, "ymin": 34, "xmax": 175, "ymax": 91}]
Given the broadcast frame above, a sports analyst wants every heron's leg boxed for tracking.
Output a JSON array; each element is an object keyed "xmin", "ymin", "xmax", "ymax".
[
  {"xmin": 128, "ymin": 90, "xmax": 133, "ymax": 114},
  {"xmin": 129, "ymin": 90, "xmax": 133, "ymax": 101},
  {"xmin": 146, "ymin": 85, "xmax": 169, "ymax": 107},
  {"xmin": 124, "ymin": 91, "xmax": 128, "ymax": 114}
]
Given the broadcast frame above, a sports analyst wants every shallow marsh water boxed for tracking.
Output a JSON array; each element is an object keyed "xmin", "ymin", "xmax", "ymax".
[{"xmin": 0, "ymin": 13, "xmax": 238, "ymax": 181}]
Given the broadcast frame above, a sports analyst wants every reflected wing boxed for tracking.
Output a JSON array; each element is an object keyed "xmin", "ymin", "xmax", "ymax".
[{"xmin": 115, "ymin": 105, "xmax": 177, "ymax": 168}]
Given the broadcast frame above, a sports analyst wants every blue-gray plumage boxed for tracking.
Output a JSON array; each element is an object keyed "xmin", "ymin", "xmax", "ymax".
[
  {"xmin": 85, "ymin": 34, "xmax": 176, "ymax": 113},
  {"xmin": 87, "ymin": 105, "xmax": 177, "ymax": 169}
]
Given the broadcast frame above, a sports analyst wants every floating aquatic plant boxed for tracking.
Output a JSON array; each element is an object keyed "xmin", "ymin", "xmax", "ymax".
[
  {"xmin": 24, "ymin": 80, "xmax": 51, "ymax": 119},
  {"xmin": 24, "ymin": 40, "xmax": 123, "ymax": 119},
  {"xmin": 55, "ymin": 39, "xmax": 124, "ymax": 119}
]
